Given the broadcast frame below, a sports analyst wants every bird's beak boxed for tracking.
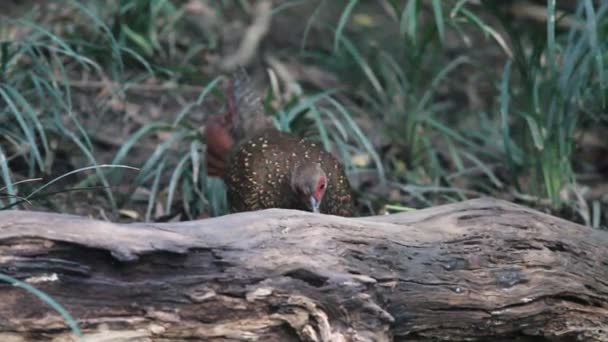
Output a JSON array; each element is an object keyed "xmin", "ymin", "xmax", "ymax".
[{"xmin": 310, "ymin": 196, "xmax": 320, "ymax": 213}]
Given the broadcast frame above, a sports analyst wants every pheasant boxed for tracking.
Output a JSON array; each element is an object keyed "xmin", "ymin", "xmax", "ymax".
[{"xmin": 204, "ymin": 73, "xmax": 354, "ymax": 216}]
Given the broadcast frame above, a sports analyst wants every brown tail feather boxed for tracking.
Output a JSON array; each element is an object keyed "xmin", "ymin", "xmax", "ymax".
[
  {"xmin": 204, "ymin": 70, "xmax": 272, "ymax": 178},
  {"xmin": 204, "ymin": 114, "xmax": 234, "ymax": 178}
]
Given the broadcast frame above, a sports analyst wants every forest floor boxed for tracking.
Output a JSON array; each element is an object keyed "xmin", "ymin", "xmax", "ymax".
[{"xmin": 1, "ymin": 0, "xmax": 606, "ymax": 228}]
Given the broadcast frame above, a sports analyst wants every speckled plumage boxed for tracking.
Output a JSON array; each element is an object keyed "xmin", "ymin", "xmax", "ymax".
[
  {"xmin": 205, "ymin": 71, "xmax": 354, "ymax": 216},
  {"xmin": 225, "ymin": 130, "xmax": 354, "ymax": 216}
]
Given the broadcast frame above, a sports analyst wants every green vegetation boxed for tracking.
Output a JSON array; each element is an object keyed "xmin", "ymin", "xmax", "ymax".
[
  {"xmin": 1, "ymin": 0, "xmax": 607, "ymax": 228},
  {"xmin": 0, "ymin": 272, "xmax": 82, "ymax": 338}
]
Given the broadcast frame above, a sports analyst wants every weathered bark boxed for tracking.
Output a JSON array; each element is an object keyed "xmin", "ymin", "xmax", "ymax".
[{"xmin": 0, "ymin": 198, "xmax": 607, "ymax": 341}]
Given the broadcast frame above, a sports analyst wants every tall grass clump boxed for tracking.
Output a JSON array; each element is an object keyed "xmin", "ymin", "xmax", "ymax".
[
  {"xmin": 112, "ymin": 0, "xmax": 182, "ymax": 58},
  {"xmin": 0, "ymin": 2, "xmax": 161, "ymax": 212},
  {"xmin": 291, "ymin": 0, "xmax": 607, "ymax": 218},
  {"xmin": 0, "ymin": 5, "xmax": 124, "ymax": 210},
  {"xmin": 491, "ymin": 0, "xmax": 608, "ymax": 208},
  {"xmin": 293, "ymin": 0, "xmax": 509, "ymax": 207},
  {"xmin": 109, "ymin": 75, "xmax": 227, "ymax": 220}
]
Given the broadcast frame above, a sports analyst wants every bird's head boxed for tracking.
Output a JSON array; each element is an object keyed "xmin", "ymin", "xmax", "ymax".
[{"xmin": 291, "ymin": 163, "xmax": 327, "ymax": 213}]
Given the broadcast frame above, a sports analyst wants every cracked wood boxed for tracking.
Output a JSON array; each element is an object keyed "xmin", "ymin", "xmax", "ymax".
[{"xmin": 0, "ymin": 198, "xmax": 607, "ymax": 341}]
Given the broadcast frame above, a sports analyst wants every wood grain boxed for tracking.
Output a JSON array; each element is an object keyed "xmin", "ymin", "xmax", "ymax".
[{"xmin": 0, "ymin": 198, "xmax": 606, "ymax": 341}]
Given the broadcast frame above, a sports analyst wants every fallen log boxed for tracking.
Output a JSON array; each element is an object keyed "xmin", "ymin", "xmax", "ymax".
[{"xmin": 0, "ymin": 198, "xmax": 607, "ymax": 341}]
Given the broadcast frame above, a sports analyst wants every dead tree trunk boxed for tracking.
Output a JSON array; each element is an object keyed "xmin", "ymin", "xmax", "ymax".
[{"xmin": 0, "ymin": 198, "xmax": 607, "ymax": 341}]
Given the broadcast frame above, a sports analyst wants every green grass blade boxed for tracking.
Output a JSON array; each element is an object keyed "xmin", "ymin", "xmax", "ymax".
[
  {"xmin": 523, "ymin": 114, "xmax": 544, "ymax": 150},
  {"xmin": 445, "ymin": 137, "xmax": 464, "ymax": 172},
  {"xmin": 0, "ymin": 85, "xmax": 44, "ymax": 170},
  {"xmin": 340, "ymin": 36, "xmax": 386, "ymax": 99},
  {"xmin": 166, "ymin": 154, "xmax": 190, "ymax": 211},
  {"xmin": 135, "ymin": 131, "xmax": 187, "ymax": 185},
  {"xmin": 546, "ymin": 0, "xmax": 556, "ymax": 71},
  {"xmin": 300, "ymin": 0, "xmax": 326, "ymax": 50},
  {"xmin": 499, "ymin": 60, "xmax": 516, "ymax": 176},
  {"xmin": 173, "ymin": 75, "xmax": 223, "ymax": 126},
  {"xmin": 461, "ymin": 151, "xmax": 503, "ymax": 188},
  {"xmin": 583, "ymin": 0, "xmax": 605, "ymax": 103},
  {"xmin": 112, "ymin": 123, "xmax": 173, "ymax": 165},
  {"xmin": 334, "ymin": 0, "xmax": 359, "ymax": 52},
  {"xmin": 121, "ymin": 24, "xmax": 154, "ymax": 56},
  {"xmin": 66, "ymin": 0, "xmax": 124, "ymax": 73},
  {"xmin": 64, "ymin": 131, "xmax": 119, "ymax": 210},
  {"xmin": 0, "ymin": 273, "xmax": 82, "ymax": 339},
  {"xmin": 310, "ymin": 104, "xmax": 331, "ymax": 151},
  {"xmin": 417, "ymin": 55, "xmax": 469, "ymax": 111},
  {"xmin": 592, "ymin": 200, "xmax": 601, "ymax": 229},
  {"xmin": 190, "ymin": 140, "xmax": 203, "ymax": 186},
  {"xmin": 281, "ymin": 89, "xmax": 337, "ymax": 125},
  {"xmin": 431, "ymin": 0, "xmax": 445, "ymax": 43},
  {"xmin": 272, "ymin": 0, "xmax": 309, "ymax": 15},
  {"xmin": 0, "ymin": 147, "xmax": 14, "ymax": 205},
  {"xmin": 327, "ymin": 96, "xmax": 386, "ymax": 186},
  {"xmin": 400, "ymin": 0, "xmax": 418, "ymax": 39},
  {"xmin": 145, "ymin": 157, "xmax": 166, "ymax": 222},
  {"xmin": 25, "ymin": 165, "xmax": 138, "ymax": 201},
  {"xmin": 3, "ymin": 86, "xmax": 50, "ymax": 165}
]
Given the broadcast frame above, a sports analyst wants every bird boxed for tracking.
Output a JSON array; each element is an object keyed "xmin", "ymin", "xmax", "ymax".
[{"xmin": 203, "ymin": 72, "xmax": 354, "ymax": 216}]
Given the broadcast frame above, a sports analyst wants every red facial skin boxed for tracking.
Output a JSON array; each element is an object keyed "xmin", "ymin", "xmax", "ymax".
[{"xmin": 313, "ymin": 175, "xmax": 327, "ymax": 203}]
